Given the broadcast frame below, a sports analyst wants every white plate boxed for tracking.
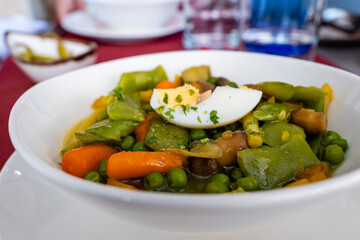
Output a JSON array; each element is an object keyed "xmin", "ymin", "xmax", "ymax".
[
  {"xmin": 8, "ymin": 50, "xmax": 360, "ymax": 232},
  {"xmin": 1, "ymin": 153, "xmax": 360, "ymax": 239},
  {"xmin": 61, "ymin": 10, "xmax": 185, "ymax": 44}
]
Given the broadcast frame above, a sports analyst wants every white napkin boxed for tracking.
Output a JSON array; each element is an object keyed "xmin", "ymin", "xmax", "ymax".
[{"xmin": 0, "ymin": 14, "xmax": 50, "ymax": 60}]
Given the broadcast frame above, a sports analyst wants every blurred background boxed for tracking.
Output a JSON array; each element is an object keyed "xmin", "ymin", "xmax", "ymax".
[{"xmin": 0, "ymin": 0, "xmax": 360, "ymax": 73}]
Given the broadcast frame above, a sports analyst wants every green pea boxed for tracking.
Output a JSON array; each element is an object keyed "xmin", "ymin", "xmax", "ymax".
[
  {"xmin": 144, "ymin": 172, "xmax": 165, "ymax": 191},
  {"xmin": 121, "ymin": 135, "xmax": 135, "ymax": 151},
  {"xmin": 236, "ymin": 176, "xmax": 259, "ymax": 191},
  {"xmin": 208, "ymin": 173, "xmax": 230, "ymax": 186},
  {"xmin": 132, "ymin": 141, "xmax": 150, "ymax": 151},
  {"xmin": 323, "ymin": 130, "xmax": 341, "ymax": 146},
  {"xmin": 190, "ymin": 129, "xmax": 207, "ymax": 142},
  {"xmin": 84, "ymin": 171, "xmax": 102, "ymax": 183},
  {"xmin": 207, "ymin": 76, "xmax": 218, "ymax": 85},
  {"xmin": 167, "ymin": 168, "xmax": 188, "ymax": 191},
  {"xmin": 97, "ymin": 159, "xmax": 108, "ymax": 179},
  {"xmin": 231, "ymin": 168, "xmax": 244, "ymax": 180},
  {"xmin": 225, "ymin": 81, "xmax": 238, "ymax": 88},
  {"xmin": 329, "ymin": 139, "xmax": 348, "ymax": 152},
  {"xmin": 324, "ymin": 144, "xmax": 344, "ymax": 164},
  {"xmin": 204, "ymin": 181, "xmax": 229, "ymax": 193}
]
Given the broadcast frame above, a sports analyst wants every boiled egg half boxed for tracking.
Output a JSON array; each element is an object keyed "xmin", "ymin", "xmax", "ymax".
[{"xmin": 150, "ymin": 84, "xmax": 262, "ymax": 129}]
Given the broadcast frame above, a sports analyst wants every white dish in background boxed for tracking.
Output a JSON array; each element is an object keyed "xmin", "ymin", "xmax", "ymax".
[
  {"xmin": 1, "ymin": 152, "xmax": 360, "ymax": 239},
  {"xmin": 5, "ymin": 31, "xmax": 97, "ymax": 83},
  {"xmin": 83, "ymin": 0, "xmax": 182, "ymax": 29},
  {"xmin": 61, "ymin": 10, "xmax": 185, "ymax": 44},
  {"xmin": 8, "ymin": 50, "xmax": 360, "ymax": 232}
]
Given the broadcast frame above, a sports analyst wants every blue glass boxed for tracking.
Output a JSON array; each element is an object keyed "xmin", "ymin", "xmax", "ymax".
[{"xmin": 242, "ymin": 0, "xmax": 321, "ymax": 58}]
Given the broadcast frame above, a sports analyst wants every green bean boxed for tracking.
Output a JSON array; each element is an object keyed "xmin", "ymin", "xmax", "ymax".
[
  {"xmin": 167, "ymin": 168, "xmax": 188, "ymax": 191},
  {"xmin": 204, "ymin": 181, "xmax": 229, "ymax": 193},
  {"xmin": 190, "ymin": 129, "xmax": 207, "ymax": 142},
  {"xmin": 236, "ymin": 176, "xmax": 259, "ymax": 191},
  {"xmin": 208, "ymin": 173, "xmax": 230, "ymax": 186},
  {"xmin": 253, "ymin": 102, "xmax": 290, "ymax": 121},
  {"xmin": 84, "ymin": 171, "xmax": 102, "ymax": 183},
  {"xmin": 132, "ymin": 141, "xmax": 150, "ymax": 151},
  {"xmin": 120, "ymin": 135, "xmax": 135, "ymax": 151},
  {"xmin": 144, "ymin": 172, "xmax": 165, "ymax": 191},
  {"xmin": 324, "ymin": 144, "xmax": 344, "ymax": 164}
]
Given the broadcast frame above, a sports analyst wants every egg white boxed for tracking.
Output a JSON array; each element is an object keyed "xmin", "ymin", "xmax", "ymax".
[{"xmin": 150, "ymin": 86, "xmax": 262, "ymax": 129}]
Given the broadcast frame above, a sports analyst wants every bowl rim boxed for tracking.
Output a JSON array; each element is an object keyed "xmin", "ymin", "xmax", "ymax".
[
  {"xmin": 8, "ymin": 50, "xmax": 360, "ymax": 209},
  {"xmin": 5, "ymin": 31, "xmax": 98, "ymax": 66}
]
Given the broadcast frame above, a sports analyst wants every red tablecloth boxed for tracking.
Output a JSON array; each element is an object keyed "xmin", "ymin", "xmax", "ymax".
[{"xmin": 0, "ymin": 32, "xmax": 339, "ymax": 170}]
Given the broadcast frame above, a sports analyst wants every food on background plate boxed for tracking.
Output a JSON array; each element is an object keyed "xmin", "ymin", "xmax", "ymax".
[
  {"xmin": 60, "ymin": 65, "xmax": 348, "ymax": 193},
  {"xmin": 15, "ymin": 32, "xmax": 71, "ymax": 62}
]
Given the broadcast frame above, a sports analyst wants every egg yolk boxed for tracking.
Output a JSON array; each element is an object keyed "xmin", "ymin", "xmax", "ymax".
[{"xmin": 155, "ymin": 84, "xmax": 200, "ymax": 108}]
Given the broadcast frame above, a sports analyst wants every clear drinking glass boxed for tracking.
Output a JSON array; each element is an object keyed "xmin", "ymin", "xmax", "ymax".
[
  {"xmin": 182, "ymin": 0, "xmax": 242, "ymax": 50},
  {"xmin": 241, "ymin": 0, "xmax": 327, "ymax": 60}
]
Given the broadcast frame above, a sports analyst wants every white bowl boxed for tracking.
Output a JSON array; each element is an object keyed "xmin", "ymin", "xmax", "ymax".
[
  {"xmin": 83, "ymin": 0, "xmax": 182, "ymax": 30},
  {"xmin": 8, "ymin": 51, "xmax": 360, "ymax": 232},
  {"xmin": 5, "ymin": 32, "xmax": 97, "ymax": 83}
]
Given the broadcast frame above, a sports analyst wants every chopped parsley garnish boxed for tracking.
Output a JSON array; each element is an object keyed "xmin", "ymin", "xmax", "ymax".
[
  {"xmin": 179, "ymin": 144, "xmax": 187, "ymax": 150},
  {"xmin": 189, "ymin": 89, "xmax": 195, "ymax": 96},
  {"xmin": 164, "ymin": 109, "xmax": 174, "ymax": 119},
  {"xmin": 113, "ymin": 87, "xmax": 124, "ymax": 101},
  {"xmin": 163, "ymin": 93, "xmax": 169, "ymax": 104},
  {"xmin": 197, "ymin": 116, "xmax": 202, "ymax": 123},
  {"xmin": 175, "ymin": 94, "xmax": 183, "ymax": 103},
  {"xmin": 147, "ymin": 136, "xmax": 157, "ymax": 144},
  {"xmin": 200, "ymin": 138, "xmax": 209, "ymax": 143},
  {"xmin": 191, "ymin": 106, "xmax": 198, "ymax": 112},
  {"xmin": 210, "ymin": 110, "xmax": 219, "ymax": 124},
  {"xmin": 156, "ymin": 106, "xmax": 165, "ymax": 113},
  {"xmin": 181, "ymin": 104, "xmax": 190, "ymax": 115},
  {"xmin": 244, "ymin": 129, "xmax": 260, "ymax": 136}
]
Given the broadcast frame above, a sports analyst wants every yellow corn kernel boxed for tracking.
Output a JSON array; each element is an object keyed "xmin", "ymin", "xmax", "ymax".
[
  {"xmin": 241, "ymin": 111, "xmax": 263, "ymax": 148},
  {"xmin": 281, "ymin": 130, "xmax": 290, "ymax": 142}
]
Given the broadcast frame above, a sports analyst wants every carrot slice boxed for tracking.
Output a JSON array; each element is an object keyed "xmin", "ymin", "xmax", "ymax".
[
  {"xmin": 134, "ymin": 112, "xmax": 158, "ymax": 142},
  {"xmin": 286, "ymin": 178, "xmax": 310, "ymax": 187},
  {"xmin": 308, "ymin": 172, "xmax": 327, "ymax": 183},
  {"xmin": 62, "ymin": 143, "xmax": 118, "ymax": 178},
  {"xmin": 295, "ymin": 162, "xmax": 328, "ymax": 179},
  {"xmin": 107, "ymin": 151, "xmax": 184, "ymax": 179},
  {"xmin": 155, "ymin": 80, "xmax": 181, "ymax": 89}
]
